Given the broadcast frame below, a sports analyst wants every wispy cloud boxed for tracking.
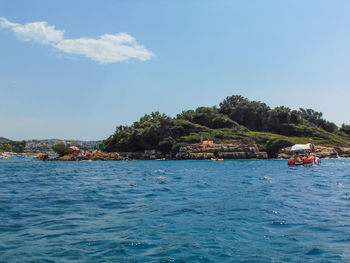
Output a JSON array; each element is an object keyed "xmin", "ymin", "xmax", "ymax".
[
  {"xmin": 0, "ymin": 17, "xmax": 154, "ymax": 64},
  {"xmin": 0, "ymin": 17, "xmax": 64, "ymax": 44}
]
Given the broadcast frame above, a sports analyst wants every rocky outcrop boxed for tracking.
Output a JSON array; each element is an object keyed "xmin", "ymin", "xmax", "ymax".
[
  {"xmin": 278, "ymin": 145, "xmax": 346, "ymax": 159},
  {"xmin": 39, "ymin": 144, "xmax": 350, "ymax": 161},
  {"xmin": 40, "ymin": 152, "xmax": 126, "ymax": 161},
  {"xmin": 316, "ymin": 146, "xmax": 338, "ymax": 158},
  {"xmin": 175, "ymin": 143, "xmax": 268, "ymax": 160},
  {"xmin": 118, "ymin": 150, "xmax": 171, "ymax": 160},
  {"xmin": 41, "ymin": 150, "xmax": 172, "ymax": 161},
  {"xmin": 334, "ymin": 147, "xmax": 350, "ymax": 157},
  {"xmin": 37, "ymin": 153, "xmax": 49, "ymax": 161}
]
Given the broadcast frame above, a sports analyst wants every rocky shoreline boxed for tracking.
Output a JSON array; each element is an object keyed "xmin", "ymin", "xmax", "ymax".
[
  {"xmin": 38, "ymin": 152, "xmax": 126, "ymax": 161},
  {"xmin": 278, "ymin": 146, "xmax": 350, "ymax": 159},
  {"xmin": 36, "ymin": 143, "xmax": 350, "ymax": 161},
  {"xmin": 175, "ymin": 143, "xmax": 267, "ymax": 160}
]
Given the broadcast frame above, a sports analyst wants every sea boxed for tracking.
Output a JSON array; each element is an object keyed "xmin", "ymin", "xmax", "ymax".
[{"xmin": 1, "ymin": 158, "xmax": 350, "ymax": 262}]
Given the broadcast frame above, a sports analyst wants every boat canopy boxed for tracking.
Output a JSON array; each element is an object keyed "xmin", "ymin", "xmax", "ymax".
[{"xmin": 290, "ymin": 143, "xmax": 311, "ymax": 152}]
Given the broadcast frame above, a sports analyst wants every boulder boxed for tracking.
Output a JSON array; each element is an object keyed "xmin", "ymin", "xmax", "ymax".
[
  {"xmin": 53, "ymin": 152, "xmax": 125, "ymax": 161},
  {"xmin": 315, "ymin": 146, "xmax": 338, "ymax": 158},
  {"xmin": 277, "ymin": 153, "xmax": 291, "ymax": 159},
  {"xmin": 38, "ymin": 153, "xmax": 49, "ymax": 161},
  {"xmin": 334, "ymin": 147, "xmax": 350, "ymax": 157}
]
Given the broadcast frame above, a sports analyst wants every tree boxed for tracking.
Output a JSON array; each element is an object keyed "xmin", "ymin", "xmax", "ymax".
[
  {"xmin": 219, "ymin": 95, "xmax": 270, "ymax": 131},
  {"xmin": 52, "ymin": 142, "xmax": 71, "ymax": 156},
  {"xmin": 265, "ymin": 106, "xmax": 291, "ymax": 132},
  {"xmin": 340, "ymin": 124, "xmax": 350, "ymax": 135},
  {"xmin": 176, "ymin": 106, "xmax": 241, "ymax": 129},
  {"xmin": 0, "ymin": 140, "xmax": 26, "ymax": 153},
  {"xmin": 299, "ymin": 108, "xmax": 338, "ymax": 133},
  {"xmin": 290, "ymin": 110, "xmax": 302, "ymax": 124},
  {"xmin": 105, "ymin": 112, "xmax": 175, "ymax": 152}
]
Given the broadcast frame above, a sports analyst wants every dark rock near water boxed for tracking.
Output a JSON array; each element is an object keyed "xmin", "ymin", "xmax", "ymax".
[
  {"xmin": 277, "ymin": 146, "xmax": 348, "ymax": 159},
  {"xmin": 40, "ymin": 152, "xmax": 126, "ymax": 161},
  {"xmin": 39, "ymin": 143, "xmax": 349, "ymax": 161},
  {"xmin": 175, "ymin": 143, "xmax": 268, "ymax": 160}
]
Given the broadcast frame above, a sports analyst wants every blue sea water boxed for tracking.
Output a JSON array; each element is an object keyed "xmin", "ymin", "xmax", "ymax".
[{"xmin": 1, "ymin": 159, "xmax": 350, "ymax": 262}]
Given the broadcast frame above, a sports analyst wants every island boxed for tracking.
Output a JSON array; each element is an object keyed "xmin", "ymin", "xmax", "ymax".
[{"xmin": 9, "ymin": 94, "xmax": 345, "ymax": 161}]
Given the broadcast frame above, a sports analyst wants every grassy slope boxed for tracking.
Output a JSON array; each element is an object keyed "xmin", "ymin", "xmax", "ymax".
[
  {"xmin": 105, "ymin": 118, "xmax": 350, "ymax": 157},
  {"xmin": 176, "ymin": 122, "xmax": 350, "ymax": 150}
]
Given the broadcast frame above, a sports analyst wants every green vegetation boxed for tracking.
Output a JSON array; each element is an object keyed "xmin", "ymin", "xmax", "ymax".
[
  {"xmin": 0, "ymin": 141, "xmax": 26, "ymax": 153},
  {"xmin": 52, "ymin": 142, "xmax": 72, "ymax": 157},
  {"xmin": 340, "ymin": 124, "xmax": 350, "ymax": 135},
  {"xmin": 176, "ymin": 106, "xmax": 247, "ymax": 130},
  {"xmin": 103, "ymin": 95, "xmax": 350, "ymax": 157}
]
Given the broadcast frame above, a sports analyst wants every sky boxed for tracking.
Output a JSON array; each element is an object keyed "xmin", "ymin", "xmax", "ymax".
[{"xmin": 1, "ymin": 0, "xmax": 350, "ymax": 140}]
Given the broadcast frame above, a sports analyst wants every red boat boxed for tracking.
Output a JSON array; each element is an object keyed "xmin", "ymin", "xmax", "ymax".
[
  {"xmin": 288, "ymin": 155, "xmax": 321, "ymax": 166},
  {"xmin": 288, "ymin": 143, "xmax": 321, "ymax": 166}
]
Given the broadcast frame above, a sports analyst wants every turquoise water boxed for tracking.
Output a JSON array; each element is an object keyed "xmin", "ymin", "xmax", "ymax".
[{"xmin": 1, "ymin": 159, "xmax": 350, "ymax": 262}]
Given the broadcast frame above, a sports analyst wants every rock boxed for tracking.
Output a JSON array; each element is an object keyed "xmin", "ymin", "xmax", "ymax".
[
  {"xmin": 256, "ymin": 152, "xmax": 268, "ymax": 159},
  {"xmin": 219, "ymin": 152, "xmax": 247, "ymax": 159},
  {"xmin": 51, "ymin": 152, "xmax": 126, "ymax": 161},
  {"xmin": 315, "ymin": 146, "xmax": 338, "ymax": 158},
  {"xmin": 142, "ymin": 149, "xmax": 164, "ymax": 160},
  {"xmin": 279, "ymin": 145, "xmax": 340, "ymax": 159},
  {"xmin": 334, "ymin": 147, "xmax": 350, "ymax": 157},
  {"xmin": 176, "ymin": 143, "xmax": 268, "ymax": 159},
  {"xmin": 58, "ymin": 154, "xmax": 76, "ymax": 161},
  {"xmin": 277, "ymin": 153, "xmax": 291, "ymax": 159},
  {"xmin": 38, "ymin": 153, "xmax": 49, "ymax": 161}
]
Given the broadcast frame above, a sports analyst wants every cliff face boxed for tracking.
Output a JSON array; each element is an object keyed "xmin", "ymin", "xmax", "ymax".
[{"xmin": 175, "ymin": 143, "xmax": 268, "ymax": 160}]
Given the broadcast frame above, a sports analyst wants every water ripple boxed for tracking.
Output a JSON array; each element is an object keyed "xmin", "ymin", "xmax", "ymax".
[{"xmin": 1, "ymin": 159, "xmax": 350, "ymax": 262}]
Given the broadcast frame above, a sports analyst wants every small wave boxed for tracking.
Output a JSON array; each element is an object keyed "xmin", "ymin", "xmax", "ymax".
[
  {"xmin": 336, "ymin": 182, "xmax": 343, "ymax": 188},
  {"xmin": 271, "ymin": 220, "xmax": 288, "ymax": 226},
  {"xmin": 336, "ymin": 237, "xmax": 350, "ymax": 242},
  {"xmin": 164, "ymin": 208, "xmax": 201, "ymax": 217},
  {"xmin": 306, "ymin": 247, "xmax": 323, "ymax": 255},
  {"xmin": 99, "ymin": 201, "xmax": 133, "ymax": 209},
  {"xmin": 261, "ymin": 176, "xmax": 272, "ymax": 181},
  {"xmin": 153, "ymin": 169, "xmax": 166, "ymax": 174},
  {"xmin": 153, "ymin": 176, "xmax": 168, "ymax": 180}
]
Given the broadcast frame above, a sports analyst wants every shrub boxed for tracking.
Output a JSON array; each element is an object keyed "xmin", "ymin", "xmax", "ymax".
[
  {"xmin": 340, "ymin": 124, "xmax": 350, "ymax": 135},
  {"xmin": 264, "ymin": 138, "xmax": 293, "ymax": 158},
  {"xmin": 52, "ymin": 142, "xmax": 72, "ymax": 156},
  {"xmin": 0, "ymin": 141, "xmax": 26, "ymax": 153}
]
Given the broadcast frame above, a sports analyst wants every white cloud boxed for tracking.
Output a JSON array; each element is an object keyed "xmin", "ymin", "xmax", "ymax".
[
  {"xmin": 55, "ymin": 33, "xmax": 153, "ymax": 63},
  {"xmin": 0, "ymin": 17, "xmax": 64, "ymax": 44},
  {"xmin": 0, "ymin": 17, "xmax": 154, "ymax": 64}
]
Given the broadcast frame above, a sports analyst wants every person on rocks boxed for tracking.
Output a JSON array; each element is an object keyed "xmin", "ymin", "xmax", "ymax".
[{"xmin": 309, "ymin": 138, "xmax": 315, "ymax": 154}]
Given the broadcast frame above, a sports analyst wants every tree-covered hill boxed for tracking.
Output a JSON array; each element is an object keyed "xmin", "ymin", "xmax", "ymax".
[
  {"xmin": 0, "ymin": 137, "xmax": 11, "ymax": 144},
  {"xmin": 103, "ymin": 95, "xmax": 350, "ymax": 157},
  {"xmin": 0, "ymin": 140, "xmax": 26, "ymax": 153}
]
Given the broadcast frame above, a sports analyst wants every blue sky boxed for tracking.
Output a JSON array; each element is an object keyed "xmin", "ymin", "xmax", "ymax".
[{"xmin": 1, "ymin": 0, "xmax": 350, "ymax": 140}]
